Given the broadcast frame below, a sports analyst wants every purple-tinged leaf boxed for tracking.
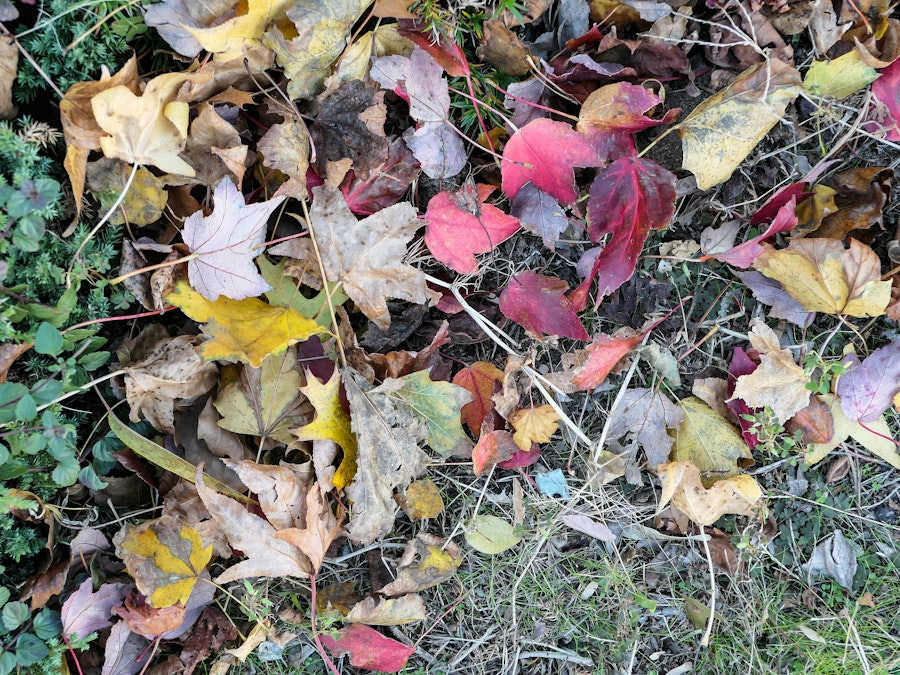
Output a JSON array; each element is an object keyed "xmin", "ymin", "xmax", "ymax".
[
  {"xmin": 703, "ymin": 197, "xmax": 797, "ymax": 268},
  {"xmin": 499, "ymin": 271, "xmax": 589, "ymax": 341},
  {"xmin": 733, "ymin": 270, "xmax": 815, "ymax": 328},
  {"xmin": 510, "ymin": 183, "xmax": 569, "ymax": 249},
  {"xmin": 837, "ymin": 339, "xmax": 900, "ymax": 422},
  {"xmin": 404, "ymin": 122, "xmax": 466, "ymax": 179},
  {"xmin": 726, "ymin": 348, "xmax": 761, "ymax": 450},
  {"xmin": 101, "ymin": 621, "xmax": 150, "ymax": 675},
  {"xmin": 341, "ymin": 138, "xmax": 421, "ymax": 215},
  {"xmin": 61, "ymin": 579, "xmax": 130, "ymax": 640}
]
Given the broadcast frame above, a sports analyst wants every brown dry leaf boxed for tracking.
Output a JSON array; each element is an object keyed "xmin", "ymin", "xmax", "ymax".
[
  {"xmin": 274, "ymin": 486, "xmax": 343, "ymax": 573},
  {"xmin": 194, "ymin": 463, "xmax": 313, "ymax": 582},
  {"xmin": 91, "ymin": 71, "xmax": 211, "ymax": 175},
  {"xmin": 381, "ymin": 533, "xmax": 463, "ymax": 596},
  {"xmin": 0, "ymin": 343, "xmax": 31, "ymax": 384},
  {"xmin": 705, "ymin": 0, "xmax": 793, "ymax": 70},
  {"xmin": 122, "ymin": 335, "xmax": 218, "ymax": 434},
  {"xmin": 0, "ymin": 36, "xmax": 18, "ymax": 119},
  {"xmin": 345, "ymin": 594, "xmax": 427, "ymax": 625},
  {"xmin": 224, "ymin": 459, "xmax": 308, "ymax": 531},
  {"xmin": 691, "ymin": 377, "xmax": 732, "ymax": 421},
  {"xmin": 343, "ymin": 369, "xmax": 429, "ymax": 544},
  {"xmin": 731, "ymin": 320, "xmax": 810, "ymax": 424},
  {"xmin": 115, "ymin": 591, "xmax": 186, "ymax": 639},
  {"xmin": 476, "ymin": 18, "xmax": 533, "ymax": 76},
  {"xmin": 307, "ymin": 186, "xmax": 439, "ymax": 331},
  {"xmin": 607, "ymin": 388, "xmax": 684, "ymax": 469},
  {"xmin": 658, "ymin": 460, "xmax": 763, "ymax": 526},
  {"xmin": 808, "ymin": 0, "xmax": 850, "ymax": 54},
  {"xmin": 785, "ymin": 395, "xmax": 835, "ymax": 445},
  {"xmin": 509, "ymin": 404, "xmax": 560, "ymax": 451},
  {"xmin": 679, "ymin": 59, "xmax": 802, "ymax": 190},
  {"xmin": 60, "ymin": 56, "xmax": 140, "ymax": 233},
  {"xmin": 179, "ymin": 102, "xmax": 249, "ymax": 188},
  {"xmin": 753, "ymin": 238, "xmax": 891, "ymax": 317},
  {"xmin": 396, "ymin": 478, "xmax": 444, "ymax": 520},
  {"xmin": 804, "ymin": 167, "xmax": 892, "ymax": 240},
  {"xmin": 258, "ymin": 118, "xmax": 310, "ymax": 200}
]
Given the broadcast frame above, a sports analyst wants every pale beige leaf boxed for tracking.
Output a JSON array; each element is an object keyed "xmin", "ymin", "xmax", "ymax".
[
  {"xmin": 805, "ymin": 394, "xmax": 900, "ymax": 468},
  {"xmin": 731, "ymin": 320, "xmax": 810, "ymax": 424},
  {"xmin": 273, "ymin": 486, "xmax": 342, "ymax": 573},
  {"xmin": 345, "ymin": 594, "xmax": 426, "ymax": 625},
  {"xmin": 223, "ymin": 459, "xmax": 308, "ymax": 531},
  {"xmin": 258, "ymin": 120, "xmax": 310, "ymax": 199},
  {"xmin": 658, "ymin": 461, "xmax": 763, "ymax": 526},
  {"xmin": 0, "ymin": 37, "xmax": 18, "ymax": 119},
  {"xmin": 180, "ymin": 102, "xmax": 248, "ymax": 187}
]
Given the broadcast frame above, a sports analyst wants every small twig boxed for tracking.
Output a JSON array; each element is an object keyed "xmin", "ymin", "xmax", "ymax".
[
  {"xmin": 309, "ymin": 573, "xmax": 342, "ymax": 675},
  {"xmin": 699, "ymin": 524, "xmax": 717, "ymax": 648}
]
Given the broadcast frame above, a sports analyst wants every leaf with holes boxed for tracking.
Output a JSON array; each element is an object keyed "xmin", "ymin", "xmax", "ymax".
[
  {"xmin": 501, "ymin": 118, "xmax": 599, "ymax": 206},
  {"xmin": 424, "ymin": 182, "xmax": 521, "ymax": 274},
  {"xmin": 183, "ymin": 177, "xmax": 286, "ymax": 301},
  {"xmin": 499, "ymin": 271, "xmax": 589, "ymax": 341},
  {"xmin": 576, "ymin": 157, "xmax": 676, "ymax": 304}
]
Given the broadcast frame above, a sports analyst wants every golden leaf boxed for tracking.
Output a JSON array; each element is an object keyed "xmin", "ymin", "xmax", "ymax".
[
  {"xmin": 658, "ymin": 461, "xmax": 763, "ymax": 526},
  {"xmin": 805, "ymin": 394, "xmax": 900, "ymax": 468},
  {"xmin": 671, "ymin": 396, "xmax": 752, "ymax": 487},
  {"xmin": 166, "ymin": 281, "xmax": 326, "ymax": 367},
  {"xmin": 397, "ymin": 478, "xmax": 444, "ymax": 520},
  {"xmin": 183, "ymin": 0, "xmax": 294, "ymax": 61},
  {"xmin": 509, "ymin": 404, "xmax": 560, "ymax": 450}
]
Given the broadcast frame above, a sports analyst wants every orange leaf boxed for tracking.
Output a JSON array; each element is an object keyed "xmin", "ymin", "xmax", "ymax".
[
  {"xmin": 453, "ymin": 361, "xmax": 503, "ymax": 435},
  {"xmin": 472, "ymin": 429, "xmax": 519, "ymax": 476},
  {"xmin": 572, "ymin": 333, "xmax": 643, "ymax": 391}
]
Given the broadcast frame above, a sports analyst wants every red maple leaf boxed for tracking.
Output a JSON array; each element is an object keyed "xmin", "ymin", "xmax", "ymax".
[
  {"xmin": 500, "ymin": 118, "xmax": 599, "ymax": 206},
  {"xmin": 320, "ymin": 624, "xmax": 415, "ymax": 673},
  {"xmin": 703, "ymin": 197, "xmax": 797, "ymax": 269},
  {"xmin": 499, "ymin": 271, "xmax": 590, "ymax": 341},
  {"xmin": 573, "ymin": 157, "xmax": 676, "ymax": 306},
  {"xmin": 424, "ymin": 182, "xmax": 521, "ymax": 274}
]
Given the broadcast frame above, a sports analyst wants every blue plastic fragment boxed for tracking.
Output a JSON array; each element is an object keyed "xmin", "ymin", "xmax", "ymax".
[{"xmin": 535, "ymin": 468, "xmax": 570, "ymax": 498}]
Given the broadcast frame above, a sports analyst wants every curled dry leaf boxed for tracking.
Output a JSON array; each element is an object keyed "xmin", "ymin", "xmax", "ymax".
[
  {"xmin": 381, "ymin": 533, "xmax": 462, "ymax": 596},
  {"xmin": 657, "ymin": 460, "xmax": 763, "ymax": 527}
]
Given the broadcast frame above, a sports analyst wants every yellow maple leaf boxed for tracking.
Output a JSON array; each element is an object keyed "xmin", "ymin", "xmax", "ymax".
[
  {"xmin": 91, "ymin": 71, "xmax": 211, "ymax": 175},
  {"xmin": 166, "ymin": 281, "xmax": 326, "ymax": 367},
  {"xmin": 754, "ymin": 238, "xmax": 891, "ymax": 317},
  {"xmin": 658, "ymin": 460, "xmax": 763, "ymax": 527},
  {"xmin": 184, "ymin": 0, "xmax": 294, "ymax": 62},
  {"xmin": 114, "ymin": 515, "xmax": 212, "ymax": 608},
  {"xmin": 509, "ymin": 404, "xmax": 560, "ymax": 450},
  {"xmin": 290, "ymin": 370, "xmax": 358, "ymax": 489}
]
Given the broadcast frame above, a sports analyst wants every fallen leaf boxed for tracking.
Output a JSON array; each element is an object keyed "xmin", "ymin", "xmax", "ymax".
[
  {"xmin": 183, "ymin": 0, "xmax": 292, "ymax": 60},
  {"xmin": 181, "ymin": 102, "xmax": 249, "ymax": 188},
  {"xmin": 114, "ymin": 515, "xmax": 212, "ymax": 608},
  {"xmin": 343, "ymin": 369, "xmax": 429, "ymax": 544},
  {"xmin": 264, "ymin": 0, "xmax": 371, "ymax": 100},
  {"xmin": 214, "ymin": 349, "xmax": 305, "ymax": 444},
  {"xmin": 403, "ymin": 120, "xmax": 467, "ymax": 179},
  {"xmin": 453, "ymin": 361, "xmax": 504, "ymax": 435},
  {"xmin": 143, "ymin": 0, "xmax": 238, "ymax": 58},
  {"xmin": 396, "ymin": 478, "xmax": 444, "ymax": 519},
  {"xmin": 499, "ymin": 271, "xmax": 590, "ymax": 341},
  {"xmin": 657, "ymin": 460, "xmax": 763, "ymax": 526},
  {"xmin": 836, "ymin": 339, "xmax": 900, "ymax": 422},
  {"xmin": 607, "ymin": 388, "xmax": 684, "ymax": 469},
  {"xmin": 122, "ymin": 334, "xmax": 218, "ymax": 434},
  {"xmin": 578, "ymin": 156, "xmax": 676, "ymax": 301},
  {"xmin": 571, "ymin": 333, "xmax": 644, "ymax": 390},
  {"xmin": 509, "ymin": 183, "xmax": 569, "ymax": 249},
  {"xmin": 671, "ymin": 396, "xmax": 753, "ymax": 487},
  {"xmin": 805, "ymin": 395, "xmax": 900, "ymax": 467},
  {"xmin": 307, "ymin": 186, "xmax": 438, "ymax": 331},
  {"xmin": 320, "ymin": 624, "xmax": 415, "ymax": 673},
  {"xmin": 753, "ymin": 238, "xmax": 891, "ymax": 317},
  {"xmin": 165, "ymin": 281, "xmax": 325, "ymax": 367},
  {"xmin": 785, "ymin": 395, "xmax": 835, "ymax": 445},
  {"xmin": 425, "ymin": 182, "xmax": 521, "ymax": 274},
  {"xmin": 804, "ymin": 167, "xmax": 892, "ymax": 240},
  {"xmin": 731, "ymin": 320, "xmax": 810, "ymax": 424},
  {"xmin": 346, "ymin": 594, "xmax": 427, "ymax": 625},
  {"xmin": 0, "ymin": 36, "xmax": 17, "ymax": 119},
  {"xmin": 376, "ymin": 370, "xmax": 473, "ymax": 458},
  {"xmin": 561, "ymin": 513, "xmax": 616, "ymax": 541},
  {"xmin": 341, "ymin": 137, "xmax": 421, "ymax": 215},
  {"xmin": 291, "ymin": 369, "xmax": 358, "ymax": 489},
  {"xmin": 804, "ymin": 49, "xmax": 879, "ymax": 100},
  {"xmin": 804, "ymin": 530, "xmax": 858, "ymax": 589},
  {"xmin": 679, "ymin": 59, "xmax": 802, "ymax": 190},
  {"xmin": 703, "ymin": 197, "xmax": 798, "ymax": 268},
  {"xmin": 509, "ymin": 404, "xmax": 560, "ymax": 450},
  {"xmin": 465, "ymin": 514, "xmax": 522, "ymax": 554},
  {"xmin": 871, "ymin": 56, "xmax": 900, "ymax": 140},
  {"xmin": 182, "ymin": 177, "xmax": 285, "ymax": 301},
  {"xmin": 733, "ymin": 270, "xmax": 815, "ymax": 327},
  {"xmin": 381, "ymin": 533, "xmax": 463, "ymax": 596},
  {"xmin": 501, "ymin": 118, "xmax": 599, "ymax": 206},
  {"xmin": 60, "ymin": 579, "xmax": 129, "ymax": 641},
  {"xmin": 87, "ymin": 158, "xmax": 167, "ymax": 226},
  {"xmin": 194, "ymin": 464, "xmax": 313, "ymax": 582},
  {"xmin": 91, "ymin": 71, "xmax": 209, "ymax": 175},
  {"xmin": 476, "ymin": 17, "xmax": 533, "ymax": 75},
  {"xmin": 274, "ymin": 486, "xmax": 343, "ymax": 573},
  {"xmin": 258, "ymin": 118, "xmax": 310, "ymax": 199},
  {"xmin": 472, "ymin": 429, "xmax": 520, "ymax": 476}
]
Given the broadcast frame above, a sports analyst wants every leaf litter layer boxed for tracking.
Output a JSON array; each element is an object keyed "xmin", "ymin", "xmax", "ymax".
[{"xmin": 3, "ymin": 0, "xmax": 900, "ymax": 673}]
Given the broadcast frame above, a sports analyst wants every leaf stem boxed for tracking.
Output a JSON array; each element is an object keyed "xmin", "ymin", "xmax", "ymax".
[
  {"xmin": 109, "ymin": 253, "xmax": 197, "ymax": 286},
  {"xmin": 309, "ymin": 572, "xmax": 342, "ymax": 675}
]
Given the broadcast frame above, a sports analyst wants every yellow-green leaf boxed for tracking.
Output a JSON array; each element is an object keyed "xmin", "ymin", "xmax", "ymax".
[
  {"xmin": 803, "ymin": 50, "xmax": 880, "ymax": 100},
  {"xmin": 114, "ymin": 515, "xmax": 212, "ymax": 608},
  {"xmin": 671, "ymin": 396, "xmax": 752, "ymax": 488},
  {"xmin": 166, "ymin": 281, "xmax": 326, "ymax": 367},
  {"xmin": 87, "ymin": 159, "xmax": 167, "ymax": 226},
  {"xmin": 291, "ymin": 369, "xmax": 358, "ymax": 489},
  {"xmin": 465, "ymin": 514, "xmax": 521, "ymax": 555}
]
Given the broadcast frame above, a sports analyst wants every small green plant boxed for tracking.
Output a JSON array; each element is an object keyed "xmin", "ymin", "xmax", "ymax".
[
  {"xmin": 801, "ymin": 352, "xmax": 846, "ymax": 395},
  {"xmin": 741, "ymin": 407, "xmax": 801, "ymax": 460},
  {"xmin": 0, "ymin": 563, "xmax": 63, "ymax": 674}
]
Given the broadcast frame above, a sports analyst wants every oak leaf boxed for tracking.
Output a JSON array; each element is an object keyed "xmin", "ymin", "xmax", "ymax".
[
  {"xmin": 509, "ymin": 404, "xmax": 560, "ymax": 450},
  {"xmin": 291, "ymin": 369, "xmax": 358, "ymax": 489},
  {"xmin": 425, "ymin": 182, "xmax": 521, "ymax": 274},
  {"xmin": 658, "ymin": 461, "xmax": 763, "ymax": 526},
  {"xmin": 113, "ymin": 515, "xmax": 212, "ymax": 608},
  {"xmin": 671, "ymin": 397, "xmax": 753, "ymax": 487},
  {"xmin": 307, "ymin": 186, "xmax": 438, "ymax": 331},
  {"xmin": 182, "ymin": 177, "xmax": 286, "ymax": 301},
  {"xmin": 679, "ymin": 59, "xmax": 802, "ymax": 190},
  {"xmin": 753, "ymin": 238, "xmax": 891, "ymax": 317},
  {"xmin": 731, "ymin": 320, "xmax": 810, "ymax": 424},
  {"xmin": 165, "ymin": 281, "xmax": 325, "ymax": 367}
]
